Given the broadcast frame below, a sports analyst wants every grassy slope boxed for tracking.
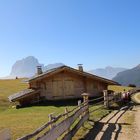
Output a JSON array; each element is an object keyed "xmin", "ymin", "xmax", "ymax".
[
  {"xmin": 0, "ymin": 79, "xmax": 76, "ymax": 139},
  {"xmin": 0, "ymin": 79, "xmax": 112, "ymax": 139},
  {"xmin": 108, "ymin": 85, "xmax": 133, "ymax": 92},
  {"xmin": 0, "ymin": 79, "xmax": 28, "ymax": 111},
  {"xmin": 0, "ymin": 106, "xmax": 75, "ymax": 139}
]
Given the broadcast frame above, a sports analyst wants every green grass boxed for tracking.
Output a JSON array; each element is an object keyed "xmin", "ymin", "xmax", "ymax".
[
  {"xmin": 0, "ymin": 79, "xmax": 110, "ymax": 139},
  {"xmin": 72, "ymin": 106, "xmax": 110, "ymax": 140},
  {"xmin": 108, "ymin": 85, "xmax": 133, "ymax": 92},
  {"xmin": 0, "ymin": 79, "xmax": 28, "ymax": 111},
  {"xmin": 0, "ymin": 106, "xmax": 75, "ymax": 139}
]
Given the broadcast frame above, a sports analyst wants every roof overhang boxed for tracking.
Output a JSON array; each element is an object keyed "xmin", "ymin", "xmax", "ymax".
[
  {"xmin": 8, "ymin": 89, "xmax": 40, "ymax": 102},
  {"xmin": 28, "ymin": 66, "xmax": 118, "ymax": 85}
]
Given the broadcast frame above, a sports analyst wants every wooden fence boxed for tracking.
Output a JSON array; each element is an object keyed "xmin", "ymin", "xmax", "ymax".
[
  {"xmin": 17, "ymin": 94, "xmax": 89, "ymax": 140},
  {"xmin": 17, "ymin": 91, "xmax": 122, "ymax": 140}
]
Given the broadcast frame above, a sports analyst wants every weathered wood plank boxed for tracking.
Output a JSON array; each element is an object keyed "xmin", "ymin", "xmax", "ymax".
[
  {"xmin": 38, "ymin": 105, "xmax": 88, "ymax": 140},
  {"xmin": 62, "ymin": 113, "xmax": 89, "ymax": 140},
  {"xmin": 17, "ymin": 106, "xmax": 81, "ymax": 140}
]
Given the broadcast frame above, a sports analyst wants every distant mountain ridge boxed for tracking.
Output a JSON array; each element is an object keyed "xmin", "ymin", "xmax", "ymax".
[
  {"xmin": 89, "ymin": 67, "xmax": 127, "ymax": 79},
  {"xmin": 10, "ymin": 56, "xmax": 43, "ymax": 77},
  {"xmin": 113, "ymin": 64, "xmax": 140, "ymax": 86},
  {"xmin": 1, "ymin": 56, "xmax": 134, "ymax": 84},
  {"xmin": 8, "ymin": 56, "xmax": 64, "ymax": 78},
  {"xmin": 43, "ymin": 63, "xmax": 65, "ymax": 71}
]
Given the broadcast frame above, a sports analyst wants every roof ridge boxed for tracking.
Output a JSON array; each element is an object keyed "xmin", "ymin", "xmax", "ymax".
[{"xmin": 29, "ymin": 65, "xmax": 118, "ymax": 85}]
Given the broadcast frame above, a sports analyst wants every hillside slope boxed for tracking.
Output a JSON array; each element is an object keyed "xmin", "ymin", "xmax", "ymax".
[
  {"xmin": 0, "ymin": 79, "xmax": 28, "ymax": 111},
  {"xmin": 89, "ymin": 66, "xmax": 127, "ymax": 79},
  {"xmin": 10, "ymin": 56, "xmax": 43, "ymax": 78},
  {"xmin": 8, "ymin": 56, "xmax": 64, "ymax": 78},
  {"xmin": 113, "ymin": 65, "xmax": 140, "ymax": 86}
]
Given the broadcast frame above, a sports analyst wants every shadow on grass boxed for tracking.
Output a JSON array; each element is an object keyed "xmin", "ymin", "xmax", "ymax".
[
  {"xmin": 17, "ymin": 96, "xmax": 103, "ymax": 108},
  {"xmin": 17, "ymin": 99, "xmax": 80, "ymax": 108}
]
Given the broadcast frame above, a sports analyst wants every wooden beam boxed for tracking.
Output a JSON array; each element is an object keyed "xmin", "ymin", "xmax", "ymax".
[
  {"xmin": 62, "ymin": 113, "xmax": 89, "ymax": 140},
  {"xmin": 38, "ymin": 105, "xmax": 88, "ymax": 140}
]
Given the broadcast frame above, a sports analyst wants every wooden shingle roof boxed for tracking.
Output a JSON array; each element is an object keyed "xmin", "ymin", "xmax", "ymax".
[
  {"xmin": 29, "ymin": 65, "xmax": 118, "ymax": 85},
  {"xmin": 8, "ymin": 89, "xmax": 40, "ymax": 102}
]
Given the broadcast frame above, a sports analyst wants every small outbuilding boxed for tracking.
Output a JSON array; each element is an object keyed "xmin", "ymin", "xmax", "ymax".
[{"xmin": 9, "ymin": 65, "xmax": 118, "ymax": 106}]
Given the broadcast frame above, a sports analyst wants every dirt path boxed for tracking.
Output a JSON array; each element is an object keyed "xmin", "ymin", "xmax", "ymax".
[
  {"xmin": 84, "ymin": 104, "xmax": 140, "ymax": 140},
  {"xmin": 131, "ymin": 92, "xmax": 140, "ymax": 104},
  {"xmin": 134, "ymin": 105, "xmax": 140, "ymax": 139}
]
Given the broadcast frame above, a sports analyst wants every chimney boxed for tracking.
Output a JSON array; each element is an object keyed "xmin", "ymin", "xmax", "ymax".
[
  {"xmin": 37, "ymin": 66, "xmax": 43, "ymax": 75},
  {"xmin": 78, "ymin": 64, "xmax": 83, "ymax": 72}
]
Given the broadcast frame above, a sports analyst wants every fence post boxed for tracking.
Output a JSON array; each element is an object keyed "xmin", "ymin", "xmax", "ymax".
[
  {"xmin": 78, "ymin": 100, "xmax": 82, "ymax": 119},
  {"xmin": 65, "ymin": 107, "xmax": 68, "ymax": 119},
  {"xmin": 82, "ymin": 93, "xmax": 89, "ymax": 103},
  {"xmin": 103, "ymin": 90, "xmax": 109, "ymax": 108},
  {"xmin": 65, "ymin": 108, "xmax": 70, "ymax": 133},
  {"xmin": 48, "ymin": 113, "xmax": 53, "ymax": 129},
  {"xmin": 81, "ymin": 93, "xmax": 89, "ymax": 104},
  {"xmin": 81, "ymin": 93, "xmax": 89, "ymax": 116}
]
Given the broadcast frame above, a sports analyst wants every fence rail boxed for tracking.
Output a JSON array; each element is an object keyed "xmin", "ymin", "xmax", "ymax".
[
  {"xmin": 17, "ymin": 91, "xmax": 122, "ymax": 140},
  {"xmin": 18, "ymin": 99, "xmax": 89, "ymax": 140}
]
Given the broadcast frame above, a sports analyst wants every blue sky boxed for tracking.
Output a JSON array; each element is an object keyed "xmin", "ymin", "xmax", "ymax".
[{"xmin": 0, "ymin": 0, "xmax": 140, "ymax": 76}]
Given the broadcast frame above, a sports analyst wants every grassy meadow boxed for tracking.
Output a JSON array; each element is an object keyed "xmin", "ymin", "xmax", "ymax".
[
  {"xmin": 0, "ymin": 79, "xmax": 76, "ymax": 139},
  {"xmin": 0, "ymin": 79, "xmax": 28, "ymax": 112},
  {"xmin": 108, "ymin": 85, "xmax": 133, "ymax": 92},
  {"xmin": 0, "ymin": 79, "xmax": 129, "ymax": 139}
]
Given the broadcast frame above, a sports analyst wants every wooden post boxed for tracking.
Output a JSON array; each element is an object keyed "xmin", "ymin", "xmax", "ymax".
[
  {"xmin": 81, "ymin": 93, "xmax": 89, "ymax": 116},
  {"xmin": 78, "ymin": 100, "xmax": 82, "ymax": 119},
  {"xmin": 103, "ymin": 90, "xmax": 109, "ymax": 108},
  {"xmin": 65, "ymin": 108, "xmax": 71, "ymax": 134},
  {"xmin": 81, "ymin": 93, "xmax": 89, "ymax": 104},
  {"xmin": 48, "ymin": 113, "xmax": 53, "ymax": 129},
  {"xmin": 65, "ymin": 108, "xmax": 69, "ymax": 119}
]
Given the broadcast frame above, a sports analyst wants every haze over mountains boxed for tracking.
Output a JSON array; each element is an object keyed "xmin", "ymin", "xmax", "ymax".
[
  {"xmin": 10, "ymin": 56, "xmax": 43, "ymax": 78},
  {"xmin": 2, "ymin": 56, "xmax": 140, "ymax": 86},
  {"xmin": 3, "ymin": 56, "xmax": 126, "ymax": 79},
  {"xmin": 89, "ymin": 67, "xmax": 127, "ymax": 80},
  {"xmin": 8, "ymin": 56, "xmax": 64, "ymax": 78}
]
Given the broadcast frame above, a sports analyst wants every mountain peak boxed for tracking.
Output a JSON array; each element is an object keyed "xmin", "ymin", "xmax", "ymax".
[
  {"xmin": 10, "ymin": 56, "xmax": 42, "ymax": 77},
  {"xmin": 9, "ymin": 56, "xmax": 64, "ymax": 78},
  {"xmin": 89, "ymin": 67, "xmax": 127, "ymax": 79},
  {"xmin": 105, "ymin": 66, "xmax": 114, "ymax": 70},
  {"xmin": 113, "ymin": 64, "xmax": 140, "ymax": 86},
  {"xmin": 135, "ymin": 64, "xmax": 140, "ymax": 68}
]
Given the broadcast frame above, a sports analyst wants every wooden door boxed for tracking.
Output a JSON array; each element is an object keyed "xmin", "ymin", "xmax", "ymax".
[
  {"xmin": 64, "ymin": 80, "xmax": 74, "ymax": 96},
  {"xmin": 52, "ymin": 80, "xmax": 63, "ymax": 97}
]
